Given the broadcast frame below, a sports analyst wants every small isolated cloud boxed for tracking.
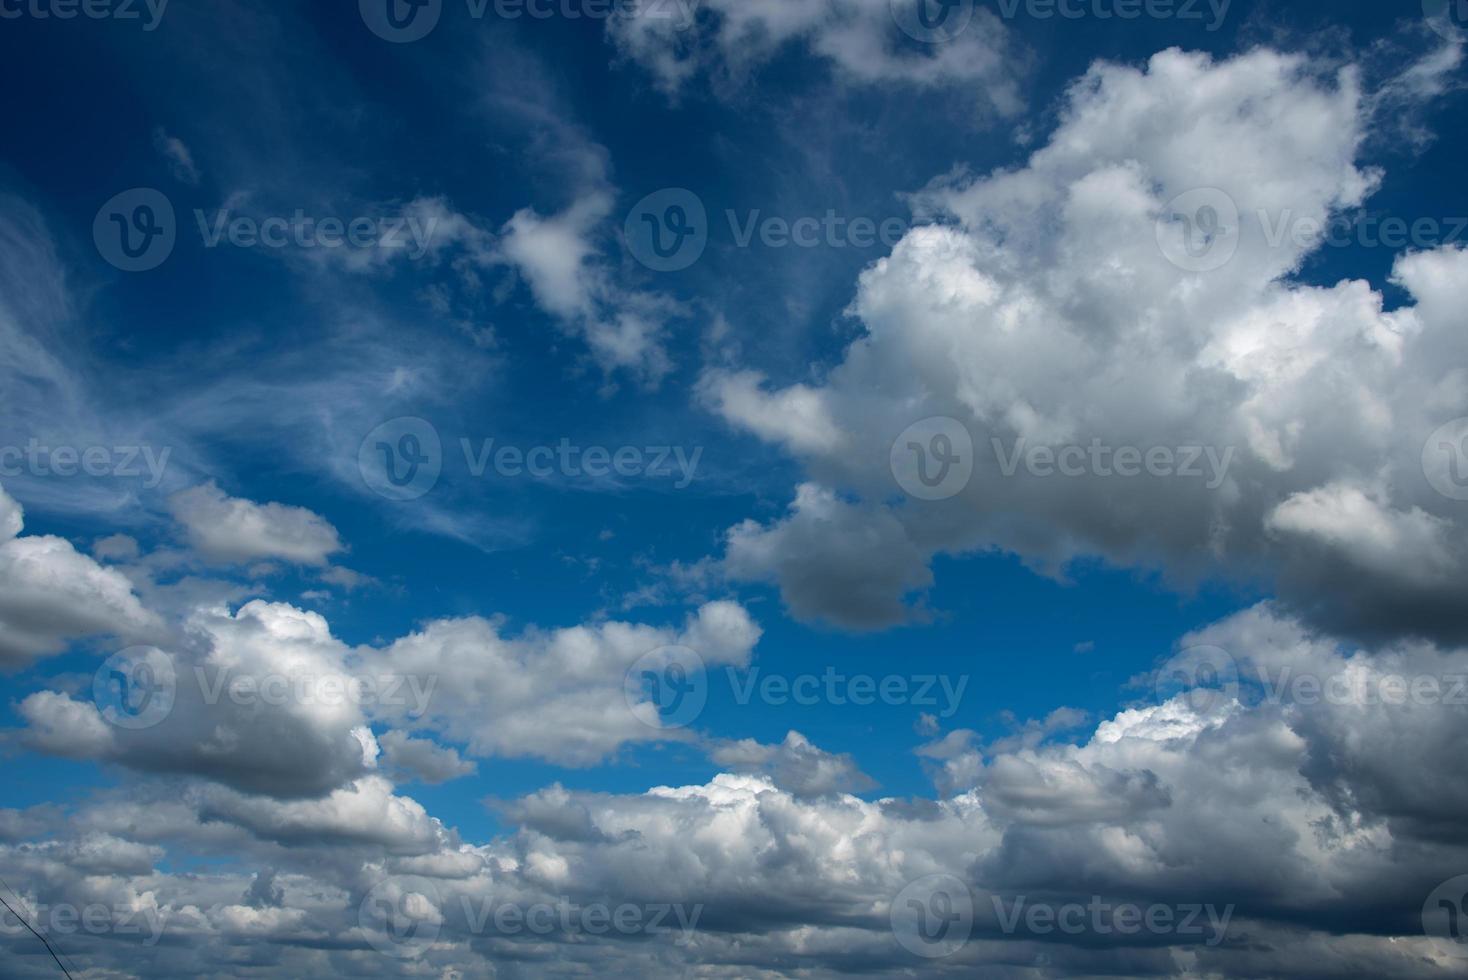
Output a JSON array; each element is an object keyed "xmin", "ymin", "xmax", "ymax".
[
  {"xmin": 153, "ymin": 127, "xmax": 200, "ymax": 185},
  {"xmin": 167, "ymin": 483, "xmax": 344, "ymax": 566}
]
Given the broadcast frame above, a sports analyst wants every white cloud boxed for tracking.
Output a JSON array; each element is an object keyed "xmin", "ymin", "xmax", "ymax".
[
  {"xmin": 167, "ymin": 482, "xmax": 344, "ymax": 566},
  {"xmin": 701, "ymin": 46, "xmax": 1468, "ymax": 641},
  {"xmin": 708, "ymin": 730, "xmax": 876, "ymax": 797},
  {"xmin": 367, "ymin": 600, "xmax": 761, "ymax": 765},
  {"xmin": 609, "ymin": 0, "xmax": 1026, "ymax": 115},
  {"xmin": 0, "ymin": 483, "xmax": 162, "ymax": 667}
]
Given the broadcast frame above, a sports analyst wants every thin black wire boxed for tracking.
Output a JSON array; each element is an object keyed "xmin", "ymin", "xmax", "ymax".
[
  {"xmin": 0, "ymin": 874, "xmax": 84, "ymax": 980},
  {"xmin": 0, "ymin": 875, "xmax": 87, "ymax": 980},
  {"xmin": 0, "ymin": 891, "xmax": 76, "ymax": 980}
]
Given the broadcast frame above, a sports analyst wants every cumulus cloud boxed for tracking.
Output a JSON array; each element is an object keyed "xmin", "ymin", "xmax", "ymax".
[
  {"xmin": 6, "ymin": 602, "xmax": 1468, "ymax": 976},
  {"xmin": 20, "ymin": 601, "xmax": 375, "ymax": 798},
  {"xmin": 0, "ymin": 483, "xmax": 162, "ymax": 667},
  {"xmin": 699, "ymin": 45, "xmax": 1468, "ymax": 642},
  {"xmin": 723, "ymin": 484, "xmax": 934, "ymax": 629},
  {"xmin": 167, "ymin": 483, "xmax": 345, "ymax": 566},
  {"xmin": 378, "ymin": 730, "xmax": 476, "ymax": 785},
  {"xmin": 708, "ymin": 730, "xmax": 877, "ymax": 797},
  {"xmin": 366, "ymin": 600, "xmax": 762, "ymax": 766}
]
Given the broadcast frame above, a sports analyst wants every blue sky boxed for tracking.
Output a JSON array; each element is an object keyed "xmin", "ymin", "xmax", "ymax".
[{"xmin": 2, "ymin": 0, "xmax": 1468, "ymax": 976}]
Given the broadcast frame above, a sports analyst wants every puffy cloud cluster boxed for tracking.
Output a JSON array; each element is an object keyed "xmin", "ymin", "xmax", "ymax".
[
  {"xmin": 0, "ymin": 483, "xmax": 162, "ymax": 667},
  {"xmin": 9, "ymin": 597, "xmax": 1468, "ymax": 977},
  {"xmin": 367, "ymin": 599, "xmax": 761, "ymax": 766},
  {"xmin": 701, "ymin": 45, "xmax": 1468, "ymax": 641}
]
